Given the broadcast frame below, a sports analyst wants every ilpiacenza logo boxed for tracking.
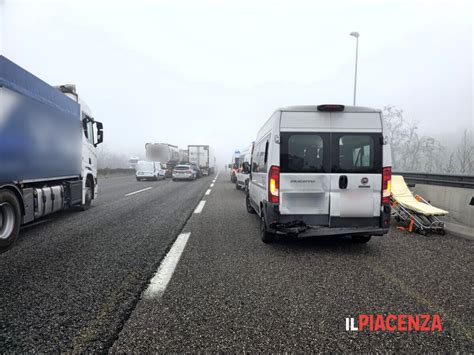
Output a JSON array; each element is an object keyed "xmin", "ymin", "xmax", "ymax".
[{"xmin": 345, "ymin": 314, "xmax": 442, "ymax": 332}]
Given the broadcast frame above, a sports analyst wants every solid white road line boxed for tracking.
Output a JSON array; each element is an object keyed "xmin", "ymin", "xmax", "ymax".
[
  {"xmin": 125, "ymin": 187, "xmax": 152, "ymax": 196},
  {"xmin": 205, "ymin": 189, "xmax": 211, "ymax": 195},
  {"xmin": 194, "ymin": 200, "xmax": 206, "ymax": 214},
  {"xmin": 143, "ymin": 232, "xmax": 191, "ymax": 299}
]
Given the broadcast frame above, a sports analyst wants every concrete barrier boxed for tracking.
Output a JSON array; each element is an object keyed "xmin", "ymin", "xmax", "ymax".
[{"xmin": 412, "ymin": 184, "xmax": 474, "ymax": 229}]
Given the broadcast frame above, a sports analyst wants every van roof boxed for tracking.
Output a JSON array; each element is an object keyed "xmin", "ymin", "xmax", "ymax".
[{"xmin": 279, "ymin": 105, "xmax": 381, "ymax": 113}]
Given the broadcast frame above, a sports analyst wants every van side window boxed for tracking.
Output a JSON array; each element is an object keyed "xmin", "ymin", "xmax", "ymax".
[
  {"xmin": 336, "ymin": 135, "xmax": 375, "ymax": 171},
  {"xmin": 263, "ymin": 141, "xmax": 269, "ymax": 164},
  {"xmin": 280, "ymin": 133, "xmax": 327, "ymax": 173},
  {"xmin": 252, "ymin": 136, "xmax": 270, "ymax": 173},
  {"xmin": 252, "ymin": 142, "xmax": 260, "ymax": 172}
]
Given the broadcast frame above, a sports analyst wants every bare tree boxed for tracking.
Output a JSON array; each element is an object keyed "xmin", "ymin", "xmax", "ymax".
[
  {"xmin": 383, "ymin": 105, "xmax": 446, "ymax": 172},
  {"xmin": 456, "ymin": 129, "xmax": 473, "ymax": 174},
  {"xmin": 444, "ymin": 152, "xmax": 457, "ymax": 173}
]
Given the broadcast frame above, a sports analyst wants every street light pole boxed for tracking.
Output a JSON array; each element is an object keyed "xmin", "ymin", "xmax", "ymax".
[{"xmin": 350, "ymin": 31, "xmax": 360, "ymax": 106}]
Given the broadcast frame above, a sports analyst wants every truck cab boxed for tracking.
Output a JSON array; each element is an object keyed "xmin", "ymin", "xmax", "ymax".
[{"xmin": 57, "ymin": 85, "xmax": 103, "ymax": 207}]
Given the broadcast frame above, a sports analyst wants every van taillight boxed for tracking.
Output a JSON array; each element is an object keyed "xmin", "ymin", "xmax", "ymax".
[
  {"xmin": 382, "ymin": 167, "xmax": 392, "ymax": 204},
  {"xmin": 268, "ymin": 165, "xmax": 280, "ymax": 203}
]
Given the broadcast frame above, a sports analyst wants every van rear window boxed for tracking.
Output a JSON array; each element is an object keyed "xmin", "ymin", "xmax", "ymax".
[
  {"xmin": 332, "ymin": 134, "xmax": 382, "ymax": 173},
  {"xmin": 280, "ymin": 133, "xmax": 328, "ymax": 173},
  {"xmin": 280, "ymin": 132, "xmax": 382, "ymax": 173}
]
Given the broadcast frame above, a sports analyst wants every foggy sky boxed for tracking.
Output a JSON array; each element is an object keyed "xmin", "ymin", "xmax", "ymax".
[{"xmin": 1, "ymin": 0, "xmax": 472, "ymax": 167}]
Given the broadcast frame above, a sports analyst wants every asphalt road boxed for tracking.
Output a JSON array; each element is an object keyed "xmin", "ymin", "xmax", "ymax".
[
  {"xmin": 0, "ymin": 173, "xmax": 472, "ymax": 352},
  {"xmin": 113, "ymin": 174, "xmax": 472, "ymax": 353},
  {"xmin": 0, "ymin": 174, "xmax": 213, "ymax": 352}
]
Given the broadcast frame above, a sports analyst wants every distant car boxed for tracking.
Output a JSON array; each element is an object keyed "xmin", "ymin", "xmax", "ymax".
[
  {"xmin": 236, "ymin": 145, "xmax": 253, "ymax": 191},
  {"xmin": 228, "ymin": 150, "xmax": 241, "ymax": 183},
  {"xmin": 172, "ymin": 164, "xmax": 197, "ymax": 181},
  {"xmin": 136, "ymin": 160, "xmax": 166, "ymax": 181},
  {"xmin": 189, "ymin": 163, "xmax": 202, "ymax": 178}
]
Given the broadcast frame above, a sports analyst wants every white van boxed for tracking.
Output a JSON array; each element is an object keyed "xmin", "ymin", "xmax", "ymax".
[
  {"xmin": 235, "ymin": 144, "xmax": 253, "ymax": 191},
  {"xmin": 229, "ymin": 150, "xmax": 241, "ymax": 183},
  {"xmin": 246, "ymin": 104, "xmax": 392, "ymax": 243},
  {"xmin": 136, "ymin": 160, "xmax": 166, "ymax": 181}
]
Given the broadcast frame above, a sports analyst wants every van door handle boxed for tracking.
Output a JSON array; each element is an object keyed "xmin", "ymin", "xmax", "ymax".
[{"xmin": 339, "ymin": 175, "xmax": 348, "ymax": 189}]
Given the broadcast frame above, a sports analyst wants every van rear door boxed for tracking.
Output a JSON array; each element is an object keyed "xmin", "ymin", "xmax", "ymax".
[
  {"xmin": 329, "ymin": 112, "xmax": 383, "ymax": 228},
  {"xmin": 279, "ymin": 111, "xmax": 331, "ymax": 223}
]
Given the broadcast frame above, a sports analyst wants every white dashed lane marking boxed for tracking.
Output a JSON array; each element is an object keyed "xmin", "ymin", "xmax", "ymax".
[
  {"xmin": 205, "ymin": 189, "xmax": 211, "ymax": 195},
  {"xmin": 193, "ymin": 200, "xmax": 206, "ymax": 214},
  {"xmin": 125, "ymin": 187, "xmax": 152, "ymax": 196},
  {"xmin": 143, "ymin": 232, "xmax": 191, "ymax": 299}
]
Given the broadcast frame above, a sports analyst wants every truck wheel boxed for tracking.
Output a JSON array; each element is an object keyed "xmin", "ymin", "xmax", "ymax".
[
  {"xmin": 351, "ymin": 235, "xmax": 371, "ymax": 243},
  {"xmin": 81, "ymin": 179, "xmax": 93, "ymax": 211},
  {"xmin": 260, "ymin": 214, "xmax": 275, "ymax": 243},
  {"xmin": 246, "ymin": 193, "xmax": 256, "ymax": 214},
  {"xmin": 0, "ymin": 190, "xmax": 21, "ymax": 251}
]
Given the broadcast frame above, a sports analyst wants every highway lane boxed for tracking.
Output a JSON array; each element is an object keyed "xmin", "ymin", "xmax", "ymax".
[
  {"xmin": 113, "ymin": 174, "xmax": 473, "ymax": 352},
  {"xmin": 0, "ymin": 174, "xmax": 213, "ymax": 352}
]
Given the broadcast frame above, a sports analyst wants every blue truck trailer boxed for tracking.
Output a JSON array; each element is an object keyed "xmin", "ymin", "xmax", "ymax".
[{"xmin": 0, "ymin": 56, "xmax": 103, "ymax": 251}]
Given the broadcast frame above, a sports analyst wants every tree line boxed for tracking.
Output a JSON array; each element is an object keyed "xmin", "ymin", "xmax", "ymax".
[{"xmin": 383, "ymin": 105, "xmax": 473, "ymax": 174}]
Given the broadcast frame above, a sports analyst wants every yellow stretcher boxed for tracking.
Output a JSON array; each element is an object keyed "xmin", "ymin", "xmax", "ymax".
[{"xmin": 390, "ymin": 175, "xmax": 448, "ymax": 235}]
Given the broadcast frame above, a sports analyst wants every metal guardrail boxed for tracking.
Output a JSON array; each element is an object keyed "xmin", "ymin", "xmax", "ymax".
[{"xmin": 393, "ymin": 171, "xmax": 474, "ymax": 189}]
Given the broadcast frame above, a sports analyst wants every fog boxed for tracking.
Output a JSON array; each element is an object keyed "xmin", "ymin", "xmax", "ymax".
[{"xmin": 1, "ymin": 0, "xmax": 472, "ymax": 169}]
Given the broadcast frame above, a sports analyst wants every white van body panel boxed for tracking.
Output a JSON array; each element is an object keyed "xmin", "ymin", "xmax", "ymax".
[
  {"xmin": 279, "ymin": 174, "xmax": 330, "ymax": 215},
  {"xmin": 280, "ymin": 111, "xmax": 331, "ymax": 131}
]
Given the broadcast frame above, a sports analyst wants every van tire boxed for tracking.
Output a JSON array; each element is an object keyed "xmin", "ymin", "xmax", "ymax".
[
  {"xmin": 246, "ymin": 193, "xmax": 256, "ymax": 214},
  {"xmin": 0, "ymin": 189, "xmax": 22, "ymax": 252},
  {"xmin": 260, "ymin": 214, "xmax": 275, "ymax": 243},
  {"xmin": 351, "ymin": 235, "xmax": 371, "ymax": 243},
  {"xmin": 236, "ymin": 183, "xmax": 240, "ymax": 190}
]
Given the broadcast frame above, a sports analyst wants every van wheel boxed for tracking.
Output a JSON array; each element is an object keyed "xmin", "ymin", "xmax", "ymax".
[
  {"xmin": 0, "ymin": 190, "xmax": 21, "ymax": 252},
  {"xmin": 246, "ymin": 193, "xmax": 256, "ymax": 214},
  {"xmin": 236, "ymin": 183, "xmax": 240, "ymax": 190},
  {"xmin": 351, "ymin": 235, "xmax": 371, "ymax": 243},
  {"xmin": 260, "ymin": 214, "xmax": 275, "ymax": 243}
]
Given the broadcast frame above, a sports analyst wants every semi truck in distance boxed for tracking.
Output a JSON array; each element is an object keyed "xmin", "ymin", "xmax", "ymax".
[
  {"xmin": 145, "ymin": 143, "xmax": 182, "ymax": 177},
  {"xmin": 188, "ymin": 145, "xmax": 215, "ymax": 176},
  {"xmin": 0, "ymin": 56, "xmax": 104, "ymax": 251}
]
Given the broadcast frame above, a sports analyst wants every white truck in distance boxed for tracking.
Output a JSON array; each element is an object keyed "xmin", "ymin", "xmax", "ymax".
[{"xmin": 188, "ymin": 145, "xmax": 215, "ymax": 176}]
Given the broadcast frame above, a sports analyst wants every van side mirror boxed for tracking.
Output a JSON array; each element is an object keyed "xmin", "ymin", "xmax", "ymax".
[
  {"xmin": 242, "ymin": 162, "xmax": 250, "ymax": 173},
  {"xmin": 95, "ymin": 121, "xmax": 104, "ymax": 146}
]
